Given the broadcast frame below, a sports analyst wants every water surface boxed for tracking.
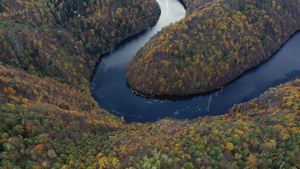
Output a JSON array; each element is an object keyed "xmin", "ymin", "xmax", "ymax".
[{"xmin": 91, "ymin": 0, "xmax": 300, "ymax": 123}]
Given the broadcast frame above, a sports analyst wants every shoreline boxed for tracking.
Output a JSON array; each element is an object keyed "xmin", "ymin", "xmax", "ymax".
[
  {"xmin": 89, "ymin": 11, "xmax": 161, "ymax": 84},
  {"xmin": 126, "ymin": 30, "xmax": 300, "ymax": 100}
]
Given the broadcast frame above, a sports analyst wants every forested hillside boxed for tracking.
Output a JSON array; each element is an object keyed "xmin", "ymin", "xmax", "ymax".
[
  {"xmin": 0, "ymin": 0, "xmax": 299, "ymax": 168},
  {"xmin": 0, "ymin": 65, "xmax": 126, "ymax": 168},
  {"xmin": 0, "ymin": 0, "xmax": 160, "ymax": 92},
  {"xmin": 127, "ymin": 0, "xmax": 300, "ymax": 96},
  {"xmin": 107, "ymin": 77, "xmax": 300, "ymax": 168},
  {"xmin": 1, "ymin": 71, "xmax": 299, "ymax": 167}
]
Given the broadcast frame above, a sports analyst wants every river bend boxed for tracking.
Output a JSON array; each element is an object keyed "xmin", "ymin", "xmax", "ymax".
[{"xmin": 91, "ymin": 0, "xmax": 300, "ymax": 123}]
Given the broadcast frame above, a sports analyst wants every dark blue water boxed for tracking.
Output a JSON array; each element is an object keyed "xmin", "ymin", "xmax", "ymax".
[{"xmin": 91, "ymin": 0, "xmax": 300, "ymax": 123}]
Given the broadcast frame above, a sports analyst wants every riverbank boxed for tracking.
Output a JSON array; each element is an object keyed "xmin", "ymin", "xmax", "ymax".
[
  {"xmin": 0, "ymin": 0, "xmax": 299, "ymax": 168},
  {"xmin": 126, "ymin": 0, "xmax": 300, "ymax": 96},
  {"xmin": 127, "ymin": 30, "xmax": 300, "ymax": 99},
  {"xmin": 0, "ymin": 0, "xmax": 161, "ymax": 95}
]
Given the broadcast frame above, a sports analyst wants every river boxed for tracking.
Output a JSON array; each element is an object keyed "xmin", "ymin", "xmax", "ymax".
[{"xmin": 91, "ymin": 0, "xmax": 300, "ymax": 123}]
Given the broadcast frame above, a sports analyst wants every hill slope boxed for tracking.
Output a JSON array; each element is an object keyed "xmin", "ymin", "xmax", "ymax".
[
  {"xmin": 0, "ymin": 0, "xmax": 299, "ymax": 168},
  {"xmin": 127, "ymin": 0, "xmax": 300, "ymax": 96},
  {"xmin": 1, "ymin": 69, "xmax": 299, "ymax": 168},
  {"xmin": 0, "ymin": 0, "xmax": 160, "ymax": 92}
]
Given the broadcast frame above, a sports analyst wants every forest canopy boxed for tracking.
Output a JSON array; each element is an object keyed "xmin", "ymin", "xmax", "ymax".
[
  {"xmin": 126, "ymin": 0, "xmax": 300, "ymax": 96},
  {"xmin": 0, "ymin": 0, "xmax": 160, "ymax": 93},
  {"xmin": 0, "ymin": 0, "xmax": 299, "ymax": 168}
]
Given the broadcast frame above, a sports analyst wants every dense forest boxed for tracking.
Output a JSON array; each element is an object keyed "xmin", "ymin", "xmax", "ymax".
[
  {"xmin": 0, "ymin": 0, "xmax": 299, "ymax": 168},
  {"xmin": 127, "ymin": 0, "xmax": 300, "ymax": 96},
  {"xmin": 1, "ymin": 67, "xmax": 299, "ymax": 168},
  {"xmin": 0, "ymin": 0, "xmax": 160, "ymax": 93}
]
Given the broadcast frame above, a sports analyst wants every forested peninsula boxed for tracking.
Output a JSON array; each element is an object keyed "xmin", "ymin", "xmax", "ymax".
[
  {"xmin": 127, "ymin": 0, "xmax": 300, "ymax": 96},
  {"xmin": 0, "ymin": 0, "xmax": 299, "ymax": 168}
]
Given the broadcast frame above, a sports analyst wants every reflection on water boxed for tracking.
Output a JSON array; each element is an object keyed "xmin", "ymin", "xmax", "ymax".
[{"xmin": 92, "ymin": 0, "xmax": 300, "ymax": 123}]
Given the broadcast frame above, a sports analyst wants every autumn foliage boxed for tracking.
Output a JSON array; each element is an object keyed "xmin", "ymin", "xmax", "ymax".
[
  {"xmin": 0, "ymin": 0, "xmax": 160, "ymax": 93},
  {"xmin": 126, "ymin": 0, "xmax": 300, "ymax": 96},
  {"xmin": 1, "ymin": 74, "xmax": 299, "ymax": 168},
  {"xmin": 3, "ymin": 87, "xmax": 16, "ymax": 97},
  {"xmin": 0, "ymin": 0, "xmax": 299, "ymax": 168}
]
